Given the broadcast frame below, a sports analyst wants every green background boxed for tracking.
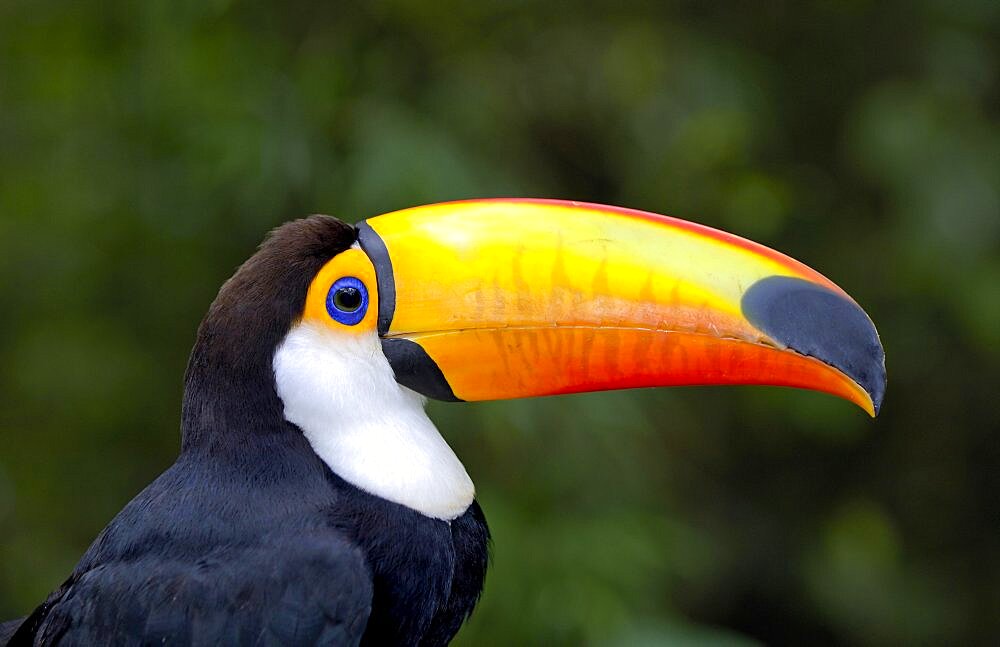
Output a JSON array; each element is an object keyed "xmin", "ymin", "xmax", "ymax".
[{"xmin": 1, "ymin": 1, "xmax": 998, "ymax": 644}]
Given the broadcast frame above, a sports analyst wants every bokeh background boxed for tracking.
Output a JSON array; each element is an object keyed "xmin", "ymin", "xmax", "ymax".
[{"xmin": 2, "ymin": 1, "xmax": 998, "ymax": 644}]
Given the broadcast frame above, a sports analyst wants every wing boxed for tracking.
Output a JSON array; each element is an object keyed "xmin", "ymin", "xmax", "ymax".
[{"xmin": 12, "ymin": 533, "xmax": 372, "ymax": 647}]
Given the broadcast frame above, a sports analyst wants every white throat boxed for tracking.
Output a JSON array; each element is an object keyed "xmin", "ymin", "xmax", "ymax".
[{"xmin": 273, "ymin": 322, "xmax": 475, "ymax": 520}]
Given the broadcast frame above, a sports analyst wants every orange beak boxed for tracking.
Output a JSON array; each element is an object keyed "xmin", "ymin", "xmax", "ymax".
[{"xmin": 358, "ymin": 199, "xmax": 885, "ymax": 416}]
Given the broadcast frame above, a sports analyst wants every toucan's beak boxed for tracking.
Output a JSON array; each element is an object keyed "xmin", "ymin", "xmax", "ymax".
[{"xmin": 358, "ymin": 199, "xmax": 886, "ymax": 416}]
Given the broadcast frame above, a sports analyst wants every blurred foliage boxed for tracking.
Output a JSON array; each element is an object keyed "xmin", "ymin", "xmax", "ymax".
[{"xmin": 1, "ymin": 0, "xmax": 998, "ymax": 644}]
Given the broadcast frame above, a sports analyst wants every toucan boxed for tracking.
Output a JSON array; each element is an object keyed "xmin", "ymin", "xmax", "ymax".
[{"xmin": 1, "ymin": 199, "xmax": 885, "ymax": 646}]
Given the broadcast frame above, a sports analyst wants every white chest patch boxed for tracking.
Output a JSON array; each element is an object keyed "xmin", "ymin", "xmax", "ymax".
[{"xmin": 273, "ymin": 322, "xmax": 475, "ymax": 520}]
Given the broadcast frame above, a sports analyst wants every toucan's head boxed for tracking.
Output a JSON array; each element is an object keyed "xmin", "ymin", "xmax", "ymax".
[{"xmin": 186, "ymin": 199, "xmax": 885, "ymax": 519}]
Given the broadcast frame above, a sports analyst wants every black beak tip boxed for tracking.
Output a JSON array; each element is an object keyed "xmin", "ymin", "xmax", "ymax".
[{"xmin": 742, "ymin": 276, "xmax": 886, "ymax": 416}]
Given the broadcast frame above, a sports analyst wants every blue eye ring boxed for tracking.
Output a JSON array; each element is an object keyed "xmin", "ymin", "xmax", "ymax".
[{"xmin": 326, "ymin": 276, "xmax": 369, "ymax": 326}]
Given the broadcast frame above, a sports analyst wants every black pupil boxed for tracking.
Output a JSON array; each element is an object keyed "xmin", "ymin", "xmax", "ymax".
[{"xmin": 334, "ymin": 287, "xmax": 362, "ymax": 312}]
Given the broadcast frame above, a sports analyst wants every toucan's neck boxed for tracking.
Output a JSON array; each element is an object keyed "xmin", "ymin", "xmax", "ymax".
[
  {"xmin": 180, "ymin": 328, "xmax": 289, "ymax": 451},
  {"xmin": 179, "ymin": 267, "xmax": 309, "ymax": 451}
]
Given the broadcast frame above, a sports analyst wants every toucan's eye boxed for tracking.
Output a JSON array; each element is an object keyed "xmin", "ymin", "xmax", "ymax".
[
  {"xmin": 326, "ymin": 276, "xmax": 368, "ymax": 326},
  {"xmin": 335, "ymin": 287, "xmax": 362, "ymax": 311}
]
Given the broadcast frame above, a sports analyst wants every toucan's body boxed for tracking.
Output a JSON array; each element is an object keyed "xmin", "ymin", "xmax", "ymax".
[
  {"xmin": 2, "ymin": 199, "xmax": 884, "ymax": 645},
  {"xmin": 9, "ymin": 443, "xmax": 487, "ymax": 645}
]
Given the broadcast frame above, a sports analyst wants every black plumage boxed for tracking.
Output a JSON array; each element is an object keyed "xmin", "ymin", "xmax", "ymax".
[{"xmin": 4, "ymin": 216, "xmax": 489, "ymax": 646}]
